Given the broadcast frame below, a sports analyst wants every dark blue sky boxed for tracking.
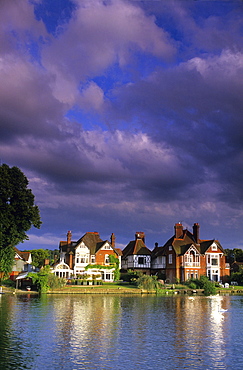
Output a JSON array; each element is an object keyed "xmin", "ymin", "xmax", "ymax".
[{"xmin": 0, "ymin": 0, "xmax": 242, "ymax": 250}]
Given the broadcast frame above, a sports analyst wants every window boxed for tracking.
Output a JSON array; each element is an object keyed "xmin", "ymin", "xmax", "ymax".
[
  {"xmin": 212, "ymin": 244, "xmax": 217, "ymax": 251},
  {"xmin": 76, "ymin": 258, "xmax": 79, "ymax": 264},
  {"xmin": 169, "ymin": 246, "xmax": 172, "ymax": 251},
  {"xmin": 138, "ymin": 257, "xmax": 145, "ymax": 265},
  {"xmin": 211, "ymin": 258, "xmax": 218, "ymax": 266},
  {"xmin": 91, "ymin": 255, "xmax": 95, "ymax": 264},
  {"xmin": 169, "ymin": 254, "xmax": 172, "ymax": 264},
  {"xmin": 103, "ymin": 244, "xmax": 111, "ymax": 250},
  {"xmin": 105, "ymin": 254, "xmax": 110, "ymax": 264}
]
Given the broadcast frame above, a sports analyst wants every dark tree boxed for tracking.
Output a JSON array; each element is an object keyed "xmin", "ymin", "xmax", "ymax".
[{"xmin": 0, "ymin": 164, "xmax": 41, "ymax": 276}]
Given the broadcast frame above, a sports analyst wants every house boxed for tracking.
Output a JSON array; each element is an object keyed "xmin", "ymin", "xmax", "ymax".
[
  {"xmin": 10, "ymin": 247, "xmax": 33, "ymax": 281},
  {"xmin": 121, "ymin": 232, "xmax": 152, "ymax": 274},
  {"xmin": 151, "ymin": 222, "xmax": 230, "ymax": 283},
  {"xmin": 52, "ymin": 231, "xmax": 121, "ymax": 282}
]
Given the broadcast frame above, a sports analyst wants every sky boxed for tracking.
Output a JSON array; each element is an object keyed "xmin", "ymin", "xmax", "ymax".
[{"xmin": 0, "ymin": 0, "xmax": 242, "ymax": 251}]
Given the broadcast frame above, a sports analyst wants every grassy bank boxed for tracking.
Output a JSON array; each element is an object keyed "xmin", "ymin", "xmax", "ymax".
[{"xmin": 2, "ymin": 282, "xmax": 243, "ymax": 295}]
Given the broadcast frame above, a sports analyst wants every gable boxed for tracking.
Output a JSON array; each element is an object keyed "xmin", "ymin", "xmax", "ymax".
[
  {"xmin": 200, "ymin": 240, "xmax": 223, "ymax": 254},
  {"xmin": 100, "ymin": 242, "xmax": 113, "ymax": 251},
  {"xmin": 75, "ymin": 243, "xmax": 90, "ymax": 254},
  {"xmin": 184, "ymin": 244, "xmax": 200, "ymax": 256}
]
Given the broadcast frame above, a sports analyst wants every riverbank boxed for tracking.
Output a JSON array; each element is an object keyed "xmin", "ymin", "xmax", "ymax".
[{"xmin": 2, "ymin": 283, "xmax": 243, "ymax": 295}]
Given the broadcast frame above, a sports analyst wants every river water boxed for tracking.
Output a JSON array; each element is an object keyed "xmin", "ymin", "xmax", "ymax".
[{"xmin": 0, "ymin": 293, "xmax": 242, "ymax": 370}]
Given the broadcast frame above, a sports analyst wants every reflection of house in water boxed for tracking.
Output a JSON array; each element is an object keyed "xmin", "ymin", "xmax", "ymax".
[
  {"xmin": 151, "ymin": 223, "xmax": 230, "ymax": 283},
  {"xmin": 173, "ymin": 296, "xmax": 229, "ymax": 368},
  {"xmin": 52, "ymin": 295, "xmax": 122, "ymax": 363}
]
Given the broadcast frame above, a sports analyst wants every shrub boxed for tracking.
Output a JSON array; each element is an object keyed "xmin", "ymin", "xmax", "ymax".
[
  {"xmin": 188, "ymin": 282, "xmax": 197, "ymax": 289},
  {"xmin": 121, "ymin": 270, "xmax": 141, "ymax": 283},
  {"xmin": 136, "ymin": 275, "xmax": 161, "ymax": 291},
  {"xmin": 28, "ymin": 266, "xmax": 66, "ymax": 293}
]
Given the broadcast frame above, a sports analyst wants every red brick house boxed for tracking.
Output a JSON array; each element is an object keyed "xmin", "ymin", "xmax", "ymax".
[
  {"xmin": 53, "ymin": 231, "xmax": 121, "ymax": 281},
  {"xmin": 151, "ymin": 223, "xmax": 230, "ymax": 283},
  {"xmin": 121, "ymin": 232, "xmax": 152, "ymax": 274}
]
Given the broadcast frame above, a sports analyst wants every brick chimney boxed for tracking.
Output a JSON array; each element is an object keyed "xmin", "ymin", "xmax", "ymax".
[
  {"xmin": 193, "ymin": 223, "xmax": 200, "ymax": 243},
  {"xmin": 110, "ymin": 233, "xmax": 116, "ymax": 248},
  {"xmin": 67, "ymin": 230, "xmax": 72, "ymax": 244},
  {"xmin": 69, "ymin": 251, "xmax": 73, "ymax": 270},
  {"xmin": 174, "ymin": 223, "xmax": 183, "ymax": 239},
  {"xmin": 135, "ymin": 232, "xmax": 145, "ymax": 243}
]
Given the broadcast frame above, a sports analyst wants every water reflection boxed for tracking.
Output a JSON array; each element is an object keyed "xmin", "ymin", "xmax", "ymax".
[{"xmin": 0, "ymin": 294, "xmax": 243, "ymax": 369}]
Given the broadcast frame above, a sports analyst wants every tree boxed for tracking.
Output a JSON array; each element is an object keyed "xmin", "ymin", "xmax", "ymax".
[
  {"xmin": 29, "ymin": 249, "xmax": 50, "ymax": 269},
  {"xmin": 0, "ymin": 164, "xmax": 41, "ymax": 276}
]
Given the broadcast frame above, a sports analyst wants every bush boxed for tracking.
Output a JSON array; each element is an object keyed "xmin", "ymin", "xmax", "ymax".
[
  {"xmin": 185, "ymin": 276, "xmax": 216, "ymax": 296},
  {"xmin": 188, "ymin": 282, "xmax": 197, "ymax": 289},
  {"xmin": 2, "ymin": 278, "xmax": 15, "ymax": 287},
  {"xmin": 121, "ymin": 270, "xmax": 141, "ymax": 283},
  {"xmin": 28, "ymin": 266, "xmax": 66, "ymax": 293},
  {"xmin": 136, "ymin": 275, "xmax": 161, "ymax": 291},
  {"xmin": 203, "ymin": 280, "xmax": 216, "ymax": 296}
]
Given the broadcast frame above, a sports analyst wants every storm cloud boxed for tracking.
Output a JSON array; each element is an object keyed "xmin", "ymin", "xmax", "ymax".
[{"xmin": 0, "ymin": 0, "xmax": 242, "ymax": 250}]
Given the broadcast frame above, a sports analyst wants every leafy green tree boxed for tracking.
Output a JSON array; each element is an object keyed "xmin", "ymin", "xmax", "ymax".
[
  {"xmin": 0, "ymin": 164, "xmax": 41, "ymax": 276},
  {"xmin": 29, "ymin": 249, "xmax": 50, "ymax": 269}
]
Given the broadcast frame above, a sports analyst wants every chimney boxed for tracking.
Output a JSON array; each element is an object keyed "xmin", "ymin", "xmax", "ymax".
[
  {"xmin": 69, "ymin": 251, "xmax": 73, "ymax": 270},
  {"xmin": 135, "ymin": 232, "xmax": 145, "ymax": 243},
  {"xmin": 174, "ymin": 223, "xmax": 183, "ymax": 239},
  {"xmin": 67, "ymin": 230, "xmax": 72, "ymax": 244},
  {"xmin": 193, "ymin": 223, "xmax": 200, "ymax": 243},
  {"xmin": 110, "ymin": 233, "xmax": 116, "ymax": 248}
]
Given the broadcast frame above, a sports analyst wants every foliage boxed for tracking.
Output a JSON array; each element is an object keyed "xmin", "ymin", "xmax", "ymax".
[
  {"xmin": 85, "ymin": 264, "xmax": 114, "ymax": 270},
  {"xmin": 0, "ymin": 164, "xmax": 41, "ymax": 274},
  {"xmin": 185, "ymin": 276, "xmax": 216, "ymax": 295},
  {"xmin": 28, "ymin": 266, "xmax": 66, "ymax": 293},
  {"xmin": 224, "ymin": 248, "xmax": 243, "ymax": 263},
  {"xmin": 108, "ymin": 255, "xmax": 120, "ymax": 280},
  {"xmin": 230, "ymin": 271, "xmax": 243, "ymax": 285},
  {"xmin": 2, "ymin": 278, "xmax": 15, "ymax": 287},
  {"xmin": 121, "ymin": 270, "xmax": 141, "ymax": 284},
  {"xmin": 136, "ymin": 275, "xmax": 161, "ymax": 291},
  {"xmin": 28, "ymin": 249, "xmax": 50, "ymax": 268},
  {"xmin": 188, "ymin": 282, "xmax": 197, "ymax": 290},
  {"xmin": 0, "ymin": 246, "xmax": 15, "ymax": 277}
]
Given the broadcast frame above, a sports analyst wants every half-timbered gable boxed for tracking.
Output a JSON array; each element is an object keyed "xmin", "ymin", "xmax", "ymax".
[{"xmin": 121, "ymin": 232, "xmax": 151, "ymax": 274}]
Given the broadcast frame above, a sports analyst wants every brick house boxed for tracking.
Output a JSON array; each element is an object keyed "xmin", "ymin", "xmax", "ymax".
[
  {"xmin": 121, "ymin": 232, "xmax": 152, "ymax": 275},
  {"xmin": 151, "ymin": 223, "xmax": 230, "ymax": 283},
  {"xmin": 53, "ymin": 231, "xmax": 121, "ymax": 282}
]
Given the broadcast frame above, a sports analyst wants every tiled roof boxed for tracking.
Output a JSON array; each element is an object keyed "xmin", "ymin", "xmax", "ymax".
[
  {"xmin": 122, "ymin": 239, "xmax": 152, "ymax": 258},
  {"xmin": 14, "ymin": 247, "xmax": 31, "ymax": 262}
]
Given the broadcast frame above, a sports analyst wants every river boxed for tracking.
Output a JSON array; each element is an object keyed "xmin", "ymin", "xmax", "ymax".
[{"xmin": 0, "ymin": 293, "xmax": 242, "ymax": 369}]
